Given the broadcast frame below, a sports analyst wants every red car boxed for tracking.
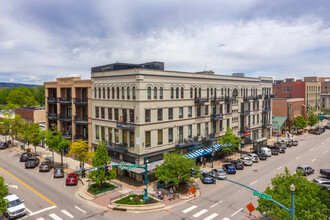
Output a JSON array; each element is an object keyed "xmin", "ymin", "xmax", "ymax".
[{"xmin": 66, "ymin": 173, "xmax": 78, "ymax": 186}]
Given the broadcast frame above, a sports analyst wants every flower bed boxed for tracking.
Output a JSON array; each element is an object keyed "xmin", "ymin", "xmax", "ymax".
[
  {"xmin": 114, "ymin": 194, "xmax": 158, "ymax": 205},
  {"xmin": 88, "ymin": 182, "xmax": 116, "ymax": 195}
]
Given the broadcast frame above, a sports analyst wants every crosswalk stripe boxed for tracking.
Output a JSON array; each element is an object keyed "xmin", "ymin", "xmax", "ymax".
[
  {"xmin": 182, "ymin": 205, "xmax": 197, "ymax": 213},
  {"xmin": 204, "ymin": 213, "xmax": 218, "ymax": 220},
  {"xmin": 193, "ymin": 209, "xmax": 208, "ymax": 217},
  {"xmin": 222, "ymin": 218, "xmax": 230, "ymax": 220},
  {"xmin": 61, "ymin": 210, "xmax": 74, "ymax": 218},
  {"xmin": 49, "ymin": 213, "xmax": 63, "ymax": 220},
  {"xmin": 37, "ymin": 218, "xmax": 45, "ymax": 220}
]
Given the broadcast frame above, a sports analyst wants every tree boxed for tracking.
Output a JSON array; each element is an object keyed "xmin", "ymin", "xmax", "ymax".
[
  {"xmin": 293, "ymin": 116, "xmax": 306, "ymax": 132},
  {"xmin": 57, "ymin": 138, "xmax": 71, "ymax": 166},
  {"xmin": 88, "ymin": 141, "xmax": 116, "ymax": 187},
  {"xmin": 28, "ymin": 123, "xmax": 41, "ymax": 155},
  {"xmin": 0, "ymin": 176, "xmax": 9, "ymax": 214},
  {"xmin": 68, "ymin": 139, "xmax": 94, "ymax": 167},
  {"xmin": 44, "ymin": 130, "xmax": 70, "ymax": 166},
  {"xmin": 7, "ymin": 87, "xmax": 37, "ymax": 107},
  {"xmin": 218, "ymin": 126, "xmax": 242, "ymax": 160},
  {"xmin": 307, "ymin": 110, "xmax": 319, "ymax": 128},
  {"xmin": 257, "ymin": 167, "xmax": 330, "ymax": 219},
  {"xmin": 155, "ymin": 151, "xmax": 200, "ymax": 187}
]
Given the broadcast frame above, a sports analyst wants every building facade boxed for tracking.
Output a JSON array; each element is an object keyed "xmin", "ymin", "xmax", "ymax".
[
  {"xmin": 45, "ymin": 77, "xmax": 92, "ymax": 145},
  {"xmin": 15, "ymin": 107, "xmax": 46, "ymax": 124},
  {"xmin": 91, "ymin": 62, "xmax": 273, "ymax": 165}
]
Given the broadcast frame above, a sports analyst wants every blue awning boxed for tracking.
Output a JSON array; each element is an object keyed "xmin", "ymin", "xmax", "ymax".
[{"xmin": 184, "ymin": 143, "xmax": 232, "ymax": 159}]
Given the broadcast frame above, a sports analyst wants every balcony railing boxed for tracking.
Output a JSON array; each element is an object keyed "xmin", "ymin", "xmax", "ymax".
[
  {"xmin": 74, "ymin": 135, "xmax": 88, "ymax": 141},
  {"xmin": 62, "ymin": 133, "xmax": 72, "ymax": 139},
  {"xmin": 116, "ymin": 120, "xmax": 135, "ymax": 130},
  {"xmin": 105, "ymin": 142, "xmax": 129, "ymax": 152},
  {"xmin": 74, "ymin": 98, "xmax": 88, "ymax": 106},
  {"xmin": 58, "ymin": 97, "xmax": 72, "ymax": 104},
  {"xmin": 176, "ymin": 136, "xmax": 199, "ymax": 148},
  {"xmin": 241, "ymin": 110, "xmax": 250, "ymax": 116},
  {"xmin": 262, "ymin": 107, "xmax": 271, "ymax": 113},
  {"xmin": 243, "ymin": 96, "xmax": 253, "ymax": 101},
  {"xmin": 262, "ymin": 122, "xmax": 272, "ymax": 127},
  {"xmin": 264, "ymin": 94, "xmax": 275, "ymax": 99},
  {"xmin": 225, "ymin": 95, "xmax": 237, "ymax": 102},
  {"xmin": 47, "ymin": 97, "xmax": 58, "ymax": 103},
  {"xmin": 74, "ymin": 116, "xmax": 88, "ymax": 125},
  {"xmin": 211, "ymin": 113, "xmax": 224, "ymax": 121},
  {"xmin": 210, "ymin": 97, "xmax": 224, "ymax": 103},
  {"xmin": 47, "ymin": 113, "xmax": 58, "ymax": 120},
  {"xmin": 194, "ymin": 97, "xmax": 209, "ymax": 104},
  {"xmin": 240, "ymin": 126, "xmax": 251, "ymax": 132},
  {"xmin": 59, "ymin": 115, "xmax": 72, "ymax": 122}
]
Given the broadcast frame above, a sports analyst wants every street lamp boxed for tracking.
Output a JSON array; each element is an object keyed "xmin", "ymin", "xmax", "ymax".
[
  {"xmin": 290, "ymin": 183, "xmax": 295, "ymax": 220},
  {"xmin": 143, "ymin": 149, "xmax": 149, "ymax": 201},
  {"xmin": 211, "ymin": 146, "xmax": 215, "ymax": 168},
  {"xmin": 277, "ymin": 125, "xmax": 280, "ymax": 143}
]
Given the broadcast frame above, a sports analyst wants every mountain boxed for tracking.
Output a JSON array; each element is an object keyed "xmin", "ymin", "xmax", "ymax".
[{"xmin": 0, "ymin": 82, "xmax": 40, "ymax": 88}]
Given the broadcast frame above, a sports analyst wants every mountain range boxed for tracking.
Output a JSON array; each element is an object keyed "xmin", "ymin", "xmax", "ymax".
[{"xmin": 0, "ymin": 82, "xmax": 40, "ymax": 88}]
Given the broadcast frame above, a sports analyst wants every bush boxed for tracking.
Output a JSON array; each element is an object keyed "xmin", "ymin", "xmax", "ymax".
[
  {"xmin": 87, "ymin": 182, "xmax": 116, "ymax": 195},
  {"xmin": 114, "ymin": 194, "xmax": 158, "ymax": 205}
]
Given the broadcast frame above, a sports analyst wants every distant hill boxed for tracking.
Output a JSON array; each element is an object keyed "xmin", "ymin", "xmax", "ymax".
[{"xmin": 0, "ymin": 82, "xmax": 40, "ymax": 88}]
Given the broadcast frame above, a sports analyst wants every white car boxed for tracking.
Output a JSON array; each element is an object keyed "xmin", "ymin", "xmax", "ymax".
[
  {"xmin": 239, "ymin": 157, "xmax": 253, "ymax": 166},
  {"xmin": 246, "ymin": 153, "xmax": 259, "ymax": 163},
  {"xmin": 4, "ymin": 194, "xmax": 26, "ymax": 219}
]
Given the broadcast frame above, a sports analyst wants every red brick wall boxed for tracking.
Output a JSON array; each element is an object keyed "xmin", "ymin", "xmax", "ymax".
[
  {"xmin": 15, "ymin": 108, "xmax": 34, "ymax": 123},
  {"xmin": 272, "ymin": 99, "xmax": 288, "ymax": 117},
  {"xmin": 273, "ymin": 82, "xmax": 292, "ymax": 98},
  {"xmin": 291, "ymin": 80, "xmax": 305, "ymax": 98}
]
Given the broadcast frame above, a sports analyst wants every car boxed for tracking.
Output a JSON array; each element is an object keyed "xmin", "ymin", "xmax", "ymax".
[
  {"xmin": 320, "ymin": 169, "xmax": 330, "ymax": 179},
  {"xmin": 211, "ymin": 168, "xmax": 227, "ymax": 179},
  {"xmin": 314, "ymin": 178, "xmax": 330, "ymax": 189},
  {"xmin": 66, "ymin": 173, "xmax": 78, "ymax": 185},
  {"xmin": 239, "ymin": 157, "xmax": 253, "ymax": 166},
  {"xmin": 278, "ymin": 146, "xmax": 286, "ymax": 153},
  {"xmin": 261, "ymin": 147, "xmax": 271, "ymax": 157},
  {"xmin": 246, "ymin": 153, "xmax": 259, "ymax": 163},
  {"xmin": 296, "ymin": 165, "xmax": 314, "ymax": 176},
  {"xmin": 255, "ymin": 151, "xmax": 267, "ymax": 160},
  {"xmin": 201, "ymin": 173, "xmax": 216, "ymax": 184},
  {"xmin": 231, "ymin": 160, "xmax": 244, "ymax": 170},
  {"xmin": 0, "ymin": 142, "xmax": 9, "ymax": 149},
  {"xmin": 3, "ymin": 194, "xmax": 27, "ymax": 219},
  {"xmin": 268, "ymin": 146, "xmax": 279, "ymax": 155},
  {"xmin": 25, "ymin": 157, "xmax": 40, "ymax": 168},
  {"xmin": 222, "ymin": 164, "xmax": 236, "ymax": 174},
  {"xmin": 290, "ymin": 139, "xmax": 298, "ymax": 146},
  {"xmin": 39, "ymin": 161, "xmax": 52, "ymax": 172},
  {"xmin": 19, "ymin": 152, "xmax": 32, "ymax": 162},
  {"xmin": 324, "ymin": 125, "xmax": 330, "ymax": 129},
  {"xmin": 281, "ymin": 139, "xmax": 292, "ymax": 147},
  {"xmin": 54, "ymin": 167, "xmax": 64, "ymax": 178}
]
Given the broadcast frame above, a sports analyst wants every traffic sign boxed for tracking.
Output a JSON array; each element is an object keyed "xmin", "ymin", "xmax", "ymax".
[
  {"xmin": 246, "ymin": 203, "xmax": 255, "ymax": 213},
  {"xmin": 120, "ymin": 162, "xmax": 125, "ymax": 170},
  {"xmin": 253, "ymin": 191, "xmax": 272, "ymax": 200},
  {"xmin": 107, "ymin": 164, "xmax": 112, "ymax": 170},
  {"xmin": 126, "ymin": 164, "xmax": 138, "ymax": 169},
  {"xmin": 89, "ymin": 167, "xmax": 98, "ymax": 172}
]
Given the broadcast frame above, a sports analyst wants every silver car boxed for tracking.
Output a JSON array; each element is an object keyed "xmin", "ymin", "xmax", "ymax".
[
  {"xmin": 211, "ymin": 168, "xmax": 227, "ymax": 179},
  {"xmin": 314, "ymin": 178, "xmax": 330, "ymax": 189},
  {"xmin": 246, "ymin": 153, "xmax": 259, "ymax": 163},
  {"xmin": 239, "ymin": 157, "xmax": 253, "ymax": 166}
]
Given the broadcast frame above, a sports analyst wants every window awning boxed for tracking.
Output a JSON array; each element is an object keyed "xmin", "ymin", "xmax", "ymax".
[{"xmin": 184, "ymin": 143, "xmax": 232, "ymax": 159}]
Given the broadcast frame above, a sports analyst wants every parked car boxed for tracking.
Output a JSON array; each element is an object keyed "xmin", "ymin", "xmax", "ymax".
[
  {"xmin": 3, "ymin": 194, "xmax": 27, "ymax": 219},
  {"xmin": 314, "ymin": 178, "xmax": 330, "ymax": 189},
  {"xmin": 19, "ymin": 152, "xmax": 32, "ymax": 162},
  {"xmin": 211, "ymin": 168, "xmax": 227, "ymax": 179},
  {"xmin": 291, "ymin": 139, "xmax": 298, "ymax": 146},
  {"xmin": 239, "ymin": 157, "xmax": 253, "ymax": 166},
  {"xmin": 0, "ymin": 142, "xmax": 9, "ymax": 149},
  {"xmin": 281, "ymin": 139, "xmax": 292, "ymax": 147},
  {"xmin": 324, "ymin": 125, "xmax": 330, "ymax": 129},
  {"xmin": 39, "ymin": 161, "xmax": 52, "ymax": 172},
  {"xmin": 296, "ymin": 165, "xmax": 314, "ymax": 176},
  {"xmin": 25, "ymin": 157, "xmax": 40, "ymax": 168},
  {"xmin": 246, "ymin": 153, "xmax": 259, "ymax": 163},
  {"xmin": 320, "ymin": 169, "xmax": 330, "ymax": 179},
  {"xmin": 309, "ymin": 128, "xmax": 321, "ymax": 135},
  {"xmin": 222, "ymin": 164, "xmax": 237, "ymax": 174},
  {"xmin": 278, "ymin": 146, "xmax": 286, "ymax": 153},
  {"xmin": 255, "ymin": 151, "xmax": 267, "ymax": 160},
  {"xmin": 231, "ymin": 160, "xmax": 244, "ymax": 170},
  {"xmin": 201, "ymin": 173, "xmax": 216, "ymax": 184},
  {"xmin": 54, "ymin": 167, "xmax": 64, "ymax": 178},
  {"xmin": 261, "ymin": 147, "xmax": 271, "ymax": 157},
  {"xmin": 268, "ymin": 146, "xmax": 279, "ymax": 155},
  {"xmin": 66, "ymin": 173, "xmax": 78, "ymax": 185},
  {"xmin": 274, "ymin": 141, "xmax": 287, "ymax": 149}
]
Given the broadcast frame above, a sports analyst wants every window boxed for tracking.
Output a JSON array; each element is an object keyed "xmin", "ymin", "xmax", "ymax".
[
  {"xmin": 199, "ymin": 88, "xmax": 201, "ymax": 97},
  {"xmin": 117, "ymin": 87, "xmax": 119, "ymax": 99},
  {"xmin": 176, "ymin": 88, "xmax": 179, "ymax": 99},
  {"xmin": 194, "ymin": 88, "xmax": 197, "ymax": 98},
  {"xmin": 227, "ymin": 119, "xmax": 230, "ymax": 127},
  {"xmin": 158, "ymin": 109, "xmax": 163, "ymax": 121},
  {"xmin": 108, "ymin": 128, "xmax": 112, "ymax": 143},
  {"xmin": 283, "ymin": 87, "xmax": 285, "ymax": 92},
  {"xmin": 197, "ymin": 106, "xmax": 201, "ymax": 117},
  {"xmin": 171, "ymin": 87, "xmax": 174, "ymax": 99},
  {"xmin": 188, "ymin": 125, "xmax": 192, "ymax": 138},
  {"xmin": 103, "ymin": 88, "xmax": 105, "ymax": 99},
  {"xmin": 253, "ymin": 115, "xmax": 255, "ymax": 124},
  {"xmin": 179, "ymin": 107, "xmax": 183, "ymax": 118},
  {"xmin": 127, "ymin": 87, "xmax": 130, "ymax": 99},
  {"xmin": 95, "ymin": 125, "xmax": 99, "ymax": 140},
  {"xmin": 130, "ymin": 109, "xmax": 134, "ymax": 122},
  {"xmin": 190, "ymin": 88, "xmax": 193, "ymax": 98},
  {"xmin": 98, "ymin": 88, "xmax": 101, "ymax": 99},
  {"xmin": 197, "ymin": 123, "xmax": 201, "ymax": 136},
  {"xmin": 101, "ymin": 107, "xmax": 105, "ymax": 119},
  {"xmin": 207, "ymin": 88, "xmax": 209, "ymax": 99},
  {"xmin": 145, "ymin": 131, "xmax": 151, "ymax": 147},
  {"xmin": 286, "ymin": 86, "xmax": 290, "ymax": 92},
  {"xmin": 179, "ymin": 126, "xmax": 183, "ymax": 144},
  {"xmin": 132, "ymin": 87, "xmax": 136, "ymax": 100},
  {"xmin": 130, "ymin": 131, "xmax": 134, "ymax": 147},
  {"xmin": 107, "ymin": 87, "xmax": 110, "ymax": 99},
  {"xmin": 154, "ymin": 87, "xmax": 157, "ymax": 99},
  {"xmin": 101, "ymin": 126, "xmax": 105, "ymax": 141},
  {"xmin": 220, "ymin": 104, "xmax": 223, "ymax": 113},
  {"xmin": 115, "ymin": 129, "xmax": 119, "ymax": 142},
  {"xmin": 220, "ymin": 120, "xmax": 223, "ymax": 131},
  {"xmin": 94, "ymin": 87, "xmax": 97, "ymax": 99},
  {"xmin": 205, "ymin": 122, "xmax": 209, "ymax": 136},
  {"xmin": 227, "ymin": 104, "xmax": 230, "ymax": 113},
  {"xmin": 158, "ymin": 130, "xmax": 163, "ymax": 145},
  {"xmin": 147, "ymin": 87, "xmax": 151, "ymax": 100},
  {"xmin": 205, "ymin": 106, "xmax": 208, "ymax": 115},
  {"xmin": 112, "ymin": 88, "xmax": 115, "ymax": 99},
  {"xmin": 168, "ymin": 128, "xmax": 173, "ymax": 142},
  {"xmin": 181, "ymin": 87, "xmax": 184, "ymax": 98},
  {"xmin": 145, "ymin": 109, "xmax": 151, "ymax": 122},
  {"xmin": 168, "ymin": 108, "xmax": 173, "ymax": 120},
  {"xmin": 257, "ymin": 114, "xmax": 259, "ymax": 123},
  {"xmin": 95, "ymin": 107, "xmax": 99, "ymax": 118},
  {"xmin": 160, "ymin": 87, "xmax": 163, "ymax": 99},
  {"xmin": 188, "ymin": 107, "xmax": 192, "ymax": 117},
  {"xmin": 114, "ymin": 108, "xmax": 119, "ymax": 120}
]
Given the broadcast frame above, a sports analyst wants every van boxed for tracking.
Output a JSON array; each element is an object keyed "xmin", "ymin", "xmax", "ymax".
[{"xmin": 261, "ymin": 147, "xmax": 271, "ymax": 157}]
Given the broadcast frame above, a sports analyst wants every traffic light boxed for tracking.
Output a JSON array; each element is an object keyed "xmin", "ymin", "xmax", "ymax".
[
  {"xmin": 81, "ymin": 169, "xmax": 86, "ymax": 178},
  {"xmin": 104, "ymin": 165, "xmax": 108, "ymax": 174},
  {"xmin": 191, "ymin": 168, "xmax": 194, "ymax": 177}
]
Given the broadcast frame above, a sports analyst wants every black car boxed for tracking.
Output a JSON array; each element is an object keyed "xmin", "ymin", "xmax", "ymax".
[
  {"xmin": 268, "ymin": 146, "xmax": 279, "ymax": 155},
  {"xmin": 324, "ymin": 125, "xmax": 330, "ymax": 129},
  {"xmin": 25, "ymin": 157, "xmax": 40, "ymax": 168},
  {"xmin": 20, "ymin": 153, "xmax": 32, "ymax": 162},
  {"xmin": 256, "ymin": 151, "xmax": 267, "ymax": 160},
  {"xmin": 53, "ymin": 167, "xmax": 64, "ymax": 178},
  {"xmin": 39, "ymin": 161, "xmax": 52, "ymax": 172},
  {"xmin": 231, "ymin": 160, "xmax": 244, "ymax": 170},
  {"xmin": 278, "ymin": 146, "xmax": 286, "ymax": 153},
  {"xmin": 0, "ymin": 142, "xmax": 9, "ymax": 149}
]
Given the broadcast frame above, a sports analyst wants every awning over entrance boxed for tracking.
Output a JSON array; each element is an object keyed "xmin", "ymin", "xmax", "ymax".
[
  {"xmin": 183, "ymin": 143, "xmax": 232, "ymax": 159},
  {"xmin": 272, "ymin": 116, "xmax": 287, "ymax": 130}
]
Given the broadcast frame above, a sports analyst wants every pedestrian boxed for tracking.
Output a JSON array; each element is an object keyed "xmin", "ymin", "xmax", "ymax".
[
  {"xmin": 286, "ymin": 131, "xmax": 290, "ymax": 138},
  {"xmin": 158, "ymin": 189, "xmax": 162, "ymax": 200},
  {"xmin": 173, "ymin": 186, "xmax": 176, "ymax": 200},
  {"xmin": 20, "ymin": 144, "xmax": 24, "ymax": 151},
  {"xmin": 169, "ymin": 187, "xmax": 173, "ymax": 201}
]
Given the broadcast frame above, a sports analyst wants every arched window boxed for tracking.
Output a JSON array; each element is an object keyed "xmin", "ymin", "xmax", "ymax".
[
  {"xmin": 194, "ymin": 88, "xmax": 197, "ymax": 98},
  {"xmin": 103, "ymin": 88, "xmax": 105, "ymax": 99},
  {"xmin": 190, "ymin": 88, "xmax": 193, "ymax": 98},
  {"xmin": 221, "ymin": 88, "xmax": 223, "ymax": 96},
  {"xmin": 214, "ymin": 88, "xmax": 217, "ymax": 98},
  {"xmin": 160, "ymin": 87, "xmax": 163, "ymax": 99},
  {"xmin": 98, "ymin": 88, "xmax": 101, "ymax": 99},
  {"xmin": 176, "ymin": 87, "xmax": 179, "ymax": 99},
  {"xmin": 233, "ymin": 88, "xmax": 238, "ymax": 97},
  {"xmin": 171, "ymin": 87, "xmax": 174, "ymax": 99},
  {"xmin": 122, "ymin": 87, "xmax": 125, "ymax": 99},
  {"xmin": 147, "ymin": 87, "xmax": 151, "ymax": 100},
  {"xmin": 112, "ymin": 88, "xmax": 115, "ymax": 99},
  {"xmin": 181, "ymin": 87, "xmax": 184, "ymax": 98},
  {"xmin": 107, "ymin": 87, "xmax": 110, "ymax": 99},
  {"xmin": 94, "ymin": 87, "xmax": 97, "ymax": 99},
  {"xmin": 132, "ymin": 87, "xmax": 136, "ymax": 100},
  {"xmin": 117, "ymin": 87, "xmax": 120, "ymax": 99},
  {"xmin": 211, "ymin": 88, "xmax": 213, "ymax": 96},
  {"xmin": 199, "ymin": 88, "xmax": 201, "ymax": 98},
  {"xmin": 241, "ymin": 88, "xmax": 243, "ymax": 97},
  {"xmin": 127, "ymin": 87, "xmax": 130, "ymax": 99},
  {"xmin": 154, "ymin": 87, "xmax": 157, "ymax": 99},
  {"xmin": 207, "ymin": 88, "xmax": 209, "ymax": 99}
]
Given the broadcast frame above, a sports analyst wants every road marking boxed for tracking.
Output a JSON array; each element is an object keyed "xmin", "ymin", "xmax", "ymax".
[
  {"xmin": 26, "ymin": 208, "xmax": 32, "ymax": 214},
  {"xmin": 17, "ymin": 158, "xmax": 20, "ymax": 162},
  {"xmin": 75, "ymin": 206, "xmax": 86, "ymax": 213},
  {"xmin": 51, "ymin": 176, "xmax": 53, "ymax": 181},
  {"xmin": 61, "ymin": 210, "xmax": 73, "ymax": 218},
  {"xmin": 204, "ymin": 213, "xmax": 218, "ymax": 220},
  {"xmin": 311, "ymin": 159, "xmax": 316, "ymax": 162},
  {"xmin": 231, "ymin": 208, "xmax": 243, "ymax": 216},
  {"xmin": 310, "ymin": 148, "xmax": 314, "ymax": 151},
  {"xmin": 8, "ymin": 184, "xmax": 18, "ymax": 189},
  {"xmin": 210, "ymin": 200, "xmax": 222, "ymax": 208},
  {"xmin": 182, "ymin": 205, "xmax": 198, "ymax": 213},
  {"xmin": 250, "ymin": 180, "xmax": 258, "ymax": 185},
  {"xmin": 193, "ymin": 209, "xmax": 208, "ymax": 217},
  {"xmin": 9, "ymin": 152, "xmax": 16, "ymax": 157},
  {"xmin": 29, "ymin": 206, "xmax": 57, "ymax": 216},
  {"xmin": 0, "ymin": 166, "xmax": 56, "ymax": 206},
  {"xmin": 277, "ymin": 166, "xmax": 282, "ymax": 170},
  {"xmin": 36, "ymin": 218, "xmax": 45, "ymax": 220},
  {"xmin": 222, "ymin": 218, "xmax": 230, "ymax": 220},
  {"xmin": 295, "ymin": 156, "xmax": 300, "ymax": 159},
  {"xmin": 49, "ymin": 213, "xmax": 63, "ymax": 220}
]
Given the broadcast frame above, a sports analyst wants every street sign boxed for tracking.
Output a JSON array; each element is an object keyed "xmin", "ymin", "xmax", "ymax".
[
  {"xmin": 89, "ymin": 167, "xmax": 98, "ymax": 172},
  {"xmin": 246, "ymin": 203, "xmax": 255, "ymax": 213},
  {"xmin": 253, "ymin": 191, "xmax": 272, "ymax": 200},
  {"xmin": 120, "ymin": 162, "xmax": 125, "ymax": 170},
  {"xmin": 126, "ymin": 164, "xmax": 138, "ymax": 169},
  {"xmin": 107, "ymin": 164, "xmax": 112, "ymax": 170}
]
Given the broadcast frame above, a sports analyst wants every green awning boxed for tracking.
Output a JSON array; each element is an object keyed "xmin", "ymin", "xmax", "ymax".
[{"xmin": 272, "ymin": 116, "xmax": 287, "ymax": 130}]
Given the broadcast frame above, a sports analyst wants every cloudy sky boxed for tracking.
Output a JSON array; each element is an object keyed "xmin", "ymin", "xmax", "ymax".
[{"xmin": 1, "ymin": 0, "xmax": 330, "ymax": 85}]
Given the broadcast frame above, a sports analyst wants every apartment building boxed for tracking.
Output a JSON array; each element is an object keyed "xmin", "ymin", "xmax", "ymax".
[
  {"xmin": 91, "ymin": 62, "xmax": 273, "ymax": 167},
  {"xmin": 320, "ymin": 77, "xmax": 330, "ymax": 113},
  {"xmin": 45, "ymin": 77, "xmax": 92, "ymax": 146}
]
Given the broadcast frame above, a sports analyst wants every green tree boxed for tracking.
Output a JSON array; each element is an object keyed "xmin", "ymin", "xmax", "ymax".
[
  {"xmin": 257, "ymin": 167, "xmax": 329, "ymax": 219},
  {"xmin": 7, "ymin": 87, "xmax": 37, "ymax": 107},
  {"xmin": 307, "ymin": 110, "xmax": 319, "ymax": 128},
  {"xmin": 0, "ymin": 113, "xmax": 12, "ymax": 141},
  {"xmin": 88, "ymin": 141, "xmax": 116, "ymax": 186},
  {"xmin": 44, "ymin": 130, "xmax": 71, "ymax": 166},
  {"xmin": 218, "ymin": 126, "xmax": 242, "ymax": 160},
  {"xmin": 30, "ymin": 86, "xmax": 45, "ymax": 105},
  {"xmin": 29, "ymin": 123, "xmax": 42, "ymax": 155},
  {"xmin": 68, "ymin": 139, "xmax": 94, "ymax": 167},
  {"xmin": 155, "ymin": 151, "xmax": 200, "ymax": 187},
  {"xmin": 57, "ymin": 138, "xmax": 71, "ymax": 166},
  {"xmin": 0, "ymin": 176, "xmax": 9, "ymax": 214},
  {"xmin": 293, "ymin": 115, "xmax": 306, "ymax": 132}
]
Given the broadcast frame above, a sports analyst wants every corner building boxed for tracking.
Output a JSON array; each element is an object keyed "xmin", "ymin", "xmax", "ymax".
[{"xmin": 91, "ymin": 62, "xmax": 273, "ymax": 165}]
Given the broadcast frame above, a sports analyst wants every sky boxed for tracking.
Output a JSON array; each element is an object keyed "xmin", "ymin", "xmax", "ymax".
[{"xmin": 0, "ymin": 0, "xmax": 330, "ymax": 85}]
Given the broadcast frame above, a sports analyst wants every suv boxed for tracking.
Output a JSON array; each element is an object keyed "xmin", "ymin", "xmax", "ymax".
[
  {"xmin": 239, "ymin": 157, "xmax": 253, "ymax": 166},
  {"xmin": 20, "ymin": 152, "xmax": 32, "ymax": 162},
  {"xmin": 255, "ymin": 151, "xmax": 267, "ymax": 160},
  {"xmin": 39, "ymin": 161, "xmax": 52, "ymax": 172},
  {"xmin": 296, "ymin": 165, "xmax": 314, "ymax": 176},
  {"xmin": 3, "ymin": 194, "xmax": 26, "ymax": 219},
  {"xmin": 268, "ymin": 146, "xmax": 279, "ymax": 155},
  {"xmin": 222, "ymin": 164, "xmax": 237, "ymax": 174},
  {"xmin": 54, "ymin": 167, "xmax": 64, "ymax": 178},
  {"xmin": 25, "ymin": 157, "xmax": 40, "ymax": 168}
]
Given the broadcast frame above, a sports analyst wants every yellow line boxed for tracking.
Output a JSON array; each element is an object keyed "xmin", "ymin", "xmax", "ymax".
[{"xmin": 0, "ymin": 166, "xmax": 56, "ymax": 206}]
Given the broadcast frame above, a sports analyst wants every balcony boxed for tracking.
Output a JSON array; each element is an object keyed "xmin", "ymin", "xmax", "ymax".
[
  {"xmin": 262, "ymin": 122, "xmax": 272, "ymax": 127},
  {"xmin": 47, "ymin": 97, "xmax": 58, "ymax": 104},
  {"xmin": 58, "ymin": 97, "xmax": 72, "ymax": 105},
  {"xmin": 225, "ymin": 95, "xmax": 237, "ymax": 102},
  {"xmin": 176, "ymin": 136, "xmax": 199, "ymax": 148},
  {"xmin": 211, "ymin": 113, "xmax": 224, "ymax": 121},
  {"xmin": 262, "ymin": 107, "xmax": 271, "ymax": 113},
  {"xmin": 74, "ymin": 135, "xmax": 88, "ymax": 141},
  {"xmin": 47, "ymin": 113, "xmax": 58, "ymax": 120},
  {"xmin": 59, "ymin": 115, "xmax": 72, "ymax": 122},
  {"xmin": 74, "ymin": 98, "xmax": 88, "ymax": 106},
  {"xmin": 116, "ymin": 120, "xmax": 135, "ymax": 130},
  {"xmin": 240, "ymin": 126, "xmax": 251, "ymax": 132},
  {"xmin": 62, "ymin": 133, "xmax": 72, "ymax": 140},
  {"xmin": 241, "ymin": 110, "xmax": 251, "ymax": 116},
  {"xmin": 194, "ymin": 97, "xmax": 209, "ymax": 104},
  {"xmin": 252, "ymin": 95, "xmax": 263, "ymax": 100},
  {"xmin": 243, "ymin": 96, "xmax": 253, "ymax": 101},
  {"xmin": 74, "ymin": 116, "xmax": 88, "ymax": 125},
  {"xmin": 105, "ymin": 142, "xmax": 129, "ymax": 153},
  {"xmin": 257, "ymin": 94, "xmax": 263, "ymax": 99},
  {"xmin": 210, "ymin": 97, "xmax": 224, "ymax": 103},
  {"xmin": 264, "ymin": 94, "xmax": 275, "ymax": 99}
]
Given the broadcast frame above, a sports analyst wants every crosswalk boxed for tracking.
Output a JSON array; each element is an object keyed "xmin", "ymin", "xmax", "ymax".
[
  {"xmin": 35, "ymin": 209, "xmax": 74, "ymax": 220},
  {"xmin": 182, "ymin": 204, "xmax": 239, "ymax": 220}
]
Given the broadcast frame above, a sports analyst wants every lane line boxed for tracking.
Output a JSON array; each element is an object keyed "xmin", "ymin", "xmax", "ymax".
[
  {"xmin": 9, "ymin": 152, "xmax": 16, "ymax": 157},
  {"xmin": 295, "ymin": 156, "xmax": 300, "ymax": 159},
  {"xmin": 37, "ymin": 218, "xmax": 45, "ymax": 220},
  {"xmin": 29, "ymin": 206, "xmax": 57, "ymax": 216},
  {"xmin": 203, "ymin": 213, "xmax": 218, "ymax": 220},
  {"xmin": 311, "ymin": 159, "xmax": 316, "ymax": 162},
  {"xmin": 223, "ymin": 218, "xmax": 230, "ymax": 220},
  {"xmin": 49, "ymin": 213, "xmax": 63, "ymax": 220},
  {"xmin": 193, "ymin": 209, "xmax": 208, "ymax": 217},
  {"xmin": 250, "ymin": 180, "xmax": 258, "ymax": 185},
  {"xmin": 210, "ymin": 200, "xmax": 222, "ymax": 208},
  {"xmin": 61, "ymin": 210, "xmax": 74, "ymax": 218},
  {"xmin": 276, "ymin": 166, "xmax": 282, "ymax": 170},
  {"xmin": 0, "ymin": 166, "xmax": 56, "ymax": 206},
  {"xmin": 182, "ymin": 205, "xmax": 197, "ymax": 213},
  {"xmin": 26, "ymin": 208, "xmax": 32, "ymax": 214},
  {"xmin": 231, "ymin": 208, "xmax": 243, "ymax": 217},
  {"xmin": 75, "ymin": 206, "xmax": 86, "ymax": 213}
]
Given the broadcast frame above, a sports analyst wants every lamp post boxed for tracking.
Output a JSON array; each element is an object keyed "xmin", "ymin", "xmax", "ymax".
[
  {"xmin": 290, "ymin": 183, "xmax": 295, "ymax": 220},
  {"xmin": 277, "ymin": 125, "xmax": 280, "ymax": 142},
  {"xmin": 211, "ymin": 146, "xmax": 215, "ymax": 168},
  {"xmin": 143, "ymin": 150, "xmax": 149, "ymax": 201}
]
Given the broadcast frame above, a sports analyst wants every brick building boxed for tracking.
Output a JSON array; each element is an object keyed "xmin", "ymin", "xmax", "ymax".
[{"xmin": 15, "ymin": 107, "xmax": 46, "ymax": 124}]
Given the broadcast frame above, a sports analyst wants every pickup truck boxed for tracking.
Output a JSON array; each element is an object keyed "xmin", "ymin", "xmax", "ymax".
[{"xmin": 320, "ymin": 169, "xmax": 330, "ymax": 179}]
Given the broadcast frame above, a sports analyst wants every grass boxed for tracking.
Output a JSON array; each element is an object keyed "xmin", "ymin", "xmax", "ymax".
[
  {"xmin": 114, "ymin": 194, "xmax": 158, "ymax": 205},
  {"xmin": 88, "ymin": 182, "xmax": 116, "ymax": 195}
]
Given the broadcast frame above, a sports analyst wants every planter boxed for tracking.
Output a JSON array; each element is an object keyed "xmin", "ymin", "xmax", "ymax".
[{"xmin": 109, "ymin": 199, "xmax": 164, "ymax": 212}]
